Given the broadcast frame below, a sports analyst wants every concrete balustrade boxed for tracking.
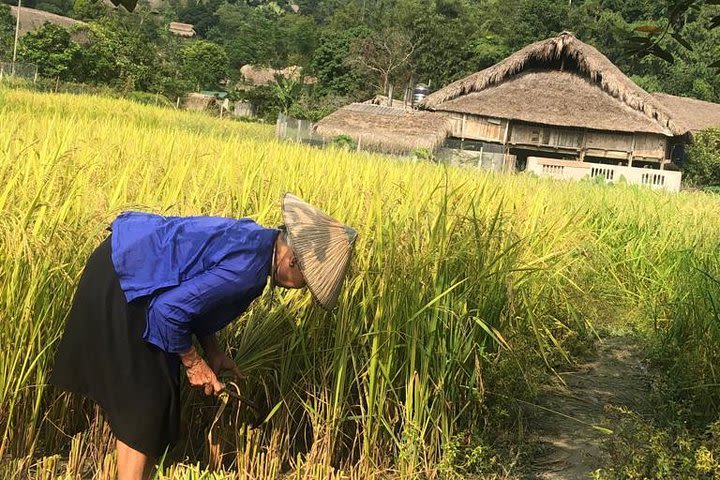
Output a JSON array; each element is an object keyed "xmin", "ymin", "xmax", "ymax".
[{"xmin": 526, "ymin": 157, "xmax": 682, "ymax": 192}]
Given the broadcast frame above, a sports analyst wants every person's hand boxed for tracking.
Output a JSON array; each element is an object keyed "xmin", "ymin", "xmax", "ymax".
[
  {"xmin": 206, "ymin": 349, "xmax": 244, "ymax": 381},
  {"xmin": 179, "ymin": 346, "xmax": 224, "ymax": 396}
]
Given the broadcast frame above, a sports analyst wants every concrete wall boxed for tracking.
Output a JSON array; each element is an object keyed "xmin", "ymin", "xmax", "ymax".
[{"xmin": 526, "ymin": 157, "xmax": 682, "ymax": 192}]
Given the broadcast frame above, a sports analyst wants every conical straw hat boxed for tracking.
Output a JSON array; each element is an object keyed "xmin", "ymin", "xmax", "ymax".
[{"xmin": 281, "ymin": 193, "xmax": 357, "ymax": 310}]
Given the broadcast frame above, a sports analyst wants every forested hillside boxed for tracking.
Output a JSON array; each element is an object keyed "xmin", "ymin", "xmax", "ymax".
[{"xmin": 1, "ymin": 0, "xmax": 718, "ymax": 117}]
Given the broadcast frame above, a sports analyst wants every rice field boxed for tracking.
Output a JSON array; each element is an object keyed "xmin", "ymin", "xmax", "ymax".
[{"xmin": 0, "ymin": 87, "xmax": 719, "ymax": 479}]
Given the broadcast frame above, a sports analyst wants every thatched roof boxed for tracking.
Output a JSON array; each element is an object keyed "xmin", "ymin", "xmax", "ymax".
[
  {"xmin": 239, "ymin": 65, "xmax": 317, "ymax": 86},
  {"xmin": 10, "ymin": 6, "xmax": 85, "ymax": 37},
  {"xmin": 652, "ymin": 93, "xmax": 720, "ymax": 133},
  {"xmin": 314, "ymin": 103, "xmax": 452, "ymax": 154},
  {"xmin": 169, "ymin": 22, "xmax": 195, "ymax": 37},
  {"xmin": 362, "ymin": 95, "xmax": 413, "ymax": 109},
  {"xmin": 421, "ymin": 32, "xmax": 684, "ymax": 136},
  {"xmin": 437, "ymin": 71, "xmax": 670, "ymax": 135}
]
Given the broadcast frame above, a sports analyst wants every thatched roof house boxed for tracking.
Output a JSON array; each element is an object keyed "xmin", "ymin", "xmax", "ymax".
[
  {"xmin": 652, "ymin": 93, "xmax": 720, "ymax": 133},
  {"xmin": 421, "ymin": 32, "xmax": 684, "ymax": 137},
  {"xmin": 414, "ymin": 32, "xmax": 711, "ymax": 169},
  {"xmin": 10, "ymin": 6, "xmax": 85, "ymax": 37},
  {"xmin": 313, "ymin": 103, "xmax": 452, "ymax": 154}
]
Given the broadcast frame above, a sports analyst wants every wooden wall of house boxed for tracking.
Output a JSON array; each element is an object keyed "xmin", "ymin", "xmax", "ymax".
[
  {"xmin": 448, "ymin": 113, "xmax": 507, "ymax": 142},
  {"xmin": 632, "ymin": 134, "xmax": 667, "ymax": 160},
  {"xmin": 445, "ymin": 115, "xmax": 670, "ymax": 163},
  {"xmin": 584, "ymin": 131, "xmax": 634, "ymax": 160},
  {"xmin": 509, "ymin": 123, "xmax": 583, "ymax": 150}
]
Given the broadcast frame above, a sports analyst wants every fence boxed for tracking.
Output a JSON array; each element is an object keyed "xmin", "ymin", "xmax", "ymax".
[
  {"xmin": 0, "ymin": 62, "xmax": 38, "ymax": 82},
  {"xmin": 276, "ymin": 114, "xmax": 521, "ymax": 170},
  {"xmin": 526, "ymin": 156, "xmax": 682, "ymax": 192},
  {"xmin": 276, "ymin": 113, "xmax": 329, "ymax": 147},
  {"xmin": 436, "ymin": 147, "xmax": 516, "ymax": 173}
]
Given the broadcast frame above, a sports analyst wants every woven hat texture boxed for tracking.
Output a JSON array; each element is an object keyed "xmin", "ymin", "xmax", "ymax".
[{"xmin": 281, "ymin": 193, "xmax": 357, "ymax": 309}]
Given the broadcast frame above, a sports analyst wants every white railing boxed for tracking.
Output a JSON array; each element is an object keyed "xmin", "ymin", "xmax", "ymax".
[{"xmin": 527, "ymin": 157, "xmax": 682, "ymax": 192}]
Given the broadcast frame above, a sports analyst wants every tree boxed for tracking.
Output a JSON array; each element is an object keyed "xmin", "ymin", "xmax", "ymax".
[
  {"xmin": 34, "ymin": 0, "xmax": 74, "ymax": 16},
  {"xmin": 72, "ymin": 17, "xmax": 163, "ymax": 92},
  {"xmin": 72, "ymin": 0, "xmax": 107, "ymax": 21},
  {"xmin": 348, "ymin": 27, "xmax": 415, "ymax": 95},
  {"xmin": 310, "ymin": 26, "xmax": 370, "ymax": 97},
  {"xmin": 0, "ymin": 4, "xmax": 14, "ymax": 60},
  {"xmin": 271, "ymin": 73, "xmax": 302, "ymax": 115},
  {"xmin": 684, "ymin": 129, "xmax": 720, "ymax": 187},
  {"xmin": 207, "ymin": 3, "xmax": 282, "ymax": 69},
  {"xmin": 180, "ymin": 40, "xmax": 228, "ymax": 91},
  {"xmin": 19, "ymin": 23, "xmax": 80, "ymax": 80},
  {"xmin": 178, "ymin": 0, "xmax": 221, "ymax": 37},
  {"xmin": 625, "ymin": 0, "xmax": 719, "ymax": 68},
  {"xmin": 487, "ymin": 0, "xmax": 571, "ymax": 52}
]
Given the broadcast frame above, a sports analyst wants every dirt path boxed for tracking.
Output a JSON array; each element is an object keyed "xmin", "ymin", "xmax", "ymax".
[{"xmin": 526, "ymin": 335, "xmax": 650, "ymax": 479}]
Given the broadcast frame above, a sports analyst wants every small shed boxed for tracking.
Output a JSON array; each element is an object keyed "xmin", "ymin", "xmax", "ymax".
[
  {"xmin": 313, "ymin": 103, "xmax": 452, "ymax": 155},
  {"xmin": 183, "ymin": 92, "xmax": 215, "ymax": 111},
  {"xmin": 169, "ymin": 22, "xmax": 196, "ymax": 37}
]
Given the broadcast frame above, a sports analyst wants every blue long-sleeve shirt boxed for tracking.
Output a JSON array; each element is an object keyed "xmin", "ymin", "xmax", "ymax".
[{"xmin": 110, "ymin": 211, "xmax": 278, "ymax": 353}]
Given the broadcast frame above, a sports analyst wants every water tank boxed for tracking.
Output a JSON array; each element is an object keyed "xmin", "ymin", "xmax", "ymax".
[{"xmin": 412, "ymin": 84, "xmax": 430, "ymax": 107}]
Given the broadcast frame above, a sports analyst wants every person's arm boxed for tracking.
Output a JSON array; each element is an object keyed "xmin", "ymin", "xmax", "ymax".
[
  {"xmin": 146, "ymin": 265, "xmax": 257, "ymax": 396},
  {"xmin": 198, "ymin": 333, "xmax": 221, "ymax": 358},
  {"xmin": 178, "ymin": 345, "xmax": 224, "ymax": 396},
  {"xmin": 198, "ymin": 333, "xmax": 244, "ymax": 380},
  {"xmin": 145, "ymin": 266, "xmax": 253, "ymax": 353}
]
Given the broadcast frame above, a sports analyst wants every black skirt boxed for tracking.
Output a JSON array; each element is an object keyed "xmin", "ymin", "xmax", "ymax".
[{"xmin": 50, "ymin": 236, "xmax": 180, "ymax": 458}]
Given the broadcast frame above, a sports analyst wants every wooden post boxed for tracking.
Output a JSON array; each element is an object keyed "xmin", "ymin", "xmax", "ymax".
[
  {"xmin": 388, "ymin": 83, "xmax": 394, "ymax": 107},
  {"xmin": 12, "ymin": 0, "xmax": 22, "ymax": 64}
]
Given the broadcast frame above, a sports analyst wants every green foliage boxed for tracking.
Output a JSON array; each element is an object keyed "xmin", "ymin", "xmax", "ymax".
[
  {"xmin": 0, "ymin": 4, "xmax": 14, "ymax": 60},
  {"xmin": 34, "ymin": 0, "xmax": 74, "ymax": 16},
  {"xmin": 12, "ymin": 0, "xmax": 720, "ymax": 109},
  {"xmin": 331, "ymin": 133, "xmax": 356, "ymax": 150},
  {"xmin": 208, "ymin": 3, "xmax": 282, "ymax": 69},
  {"xmin": 126, "ymin": 91, "xmax": 173, "ymax": 107},
  {"xmin": 180, "ymin": 40, "xmax": 228, "ymax": 91},
  {"xmin": 487, "ymin": 0, "xmax": 571, "ymax": 52},
  {"xmin": 654, "ymin": 252, "xmax": 720, "ymax": 423},
  {"xmin": 234, "ymin": 84, "xmax": 281, "ymax": 121},
  {"xmin": 271, "ymin": 73, "xmax": 302, "ymax": 115},
  {"xmin": 177, "ymin": 0, "xmax": 221, "ymax": 37},
  {"xmin": 684, "ymin": 129, "xmax": 720, "ymax": 187},
  {"xmin": 596, "ymin": 408, "xmax": 720, "ymax": 479},
  {"xmin": 411, "ymin": 147, "xmax": 433, "ymax": 162},
  {"xmin": 310, "ymin": 26, "xmax": 370, "ymax": 97},
  {"xmin": 72, "ymin": 0, "xmax": 107, "ymax": 21},
  {"xmin": 18, "ymin": 23, "xmax": 80, "ymax": 80}
]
